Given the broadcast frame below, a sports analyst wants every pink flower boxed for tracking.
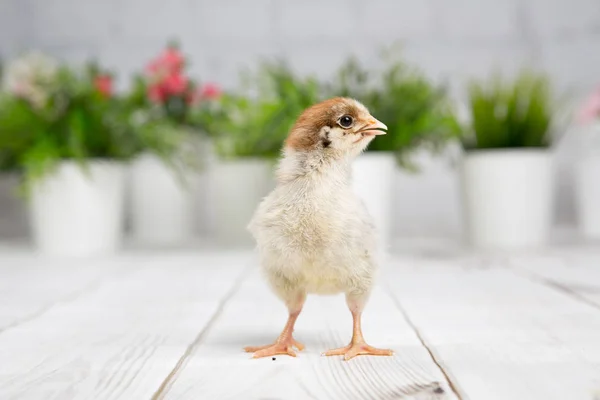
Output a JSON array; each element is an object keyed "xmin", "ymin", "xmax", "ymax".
[
  {"xmin": 578, "ymin": 88, "xmax": 600, "ymax": 124},
  {"xmin": 162, "ymin": 73, "xmax": 188, "ymax": 95},
  {"xmin": 143, "ymin": 45, "xmax": 190, "ymax": 103},
  {"xmin": 145, "ymin": 46, "xmax": 185, "ymax": 78},
  {"xmin": 94, "ymin": 75, "xmax": 113, "ymax": 97},
  {"xmin": 199, "ymin": 83, "xmax": 222, "ymax": 100},
  {"xmin": 159, "ymin": 47, "xmax": 185, "ymax": 73},
  {"xmin": 189, "ymin": 82, "xmax": 222, "ymax": 105}
]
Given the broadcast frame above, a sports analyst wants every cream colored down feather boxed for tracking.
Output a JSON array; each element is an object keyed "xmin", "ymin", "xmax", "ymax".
[{"xmin": 247, "ymin": 98, "xmax": 381, "ymax": 310}]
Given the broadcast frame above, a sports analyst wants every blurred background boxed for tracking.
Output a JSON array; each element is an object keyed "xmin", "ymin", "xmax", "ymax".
[{"xmin": 0, "ymin": 0, "xmax": 599, "ymax": 255}]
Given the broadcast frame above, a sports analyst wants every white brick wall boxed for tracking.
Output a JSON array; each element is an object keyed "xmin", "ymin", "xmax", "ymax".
[
  {"xmin": 0, "ymin": 0, "xmax": 31, "ymax": 56},
  {"xmin": 1, "ymin": 0, "xmax": 599, "ymax": 238},
  {"xmin": 529, "ymin": 0, "xmax": 600, "ymax": 38},
  {"xmin": 4, "ymin": 0, "xmax": 597, "ymax": 91}
]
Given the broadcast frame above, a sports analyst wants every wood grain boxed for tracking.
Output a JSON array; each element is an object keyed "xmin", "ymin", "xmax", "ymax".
[
  {"xmin": 162, "ymin": 269, "xmax": 456, "ymax": 400},
  {"xmin": 0, "ymin": 256, "xmax": 122, "ymax": 333},
  {"xmin": 2, "ymin": 247, "xmax": 600, "ymax": 399},
  {"xmin": 509, "ymin": 251, "xmax": 600, "ymax": 309},
  {"xmin": 386, "ymin": 256, "xmax": 600, "ymax": 400},
  {"xmin": 0, "ymin": 253, "xmax": 247, "ymax": 400}
]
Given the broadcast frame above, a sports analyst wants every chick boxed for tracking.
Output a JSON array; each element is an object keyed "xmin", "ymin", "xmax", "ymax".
[{"xmin": 244, "ymin": 97, "xmax": 393, "ymax": 361}]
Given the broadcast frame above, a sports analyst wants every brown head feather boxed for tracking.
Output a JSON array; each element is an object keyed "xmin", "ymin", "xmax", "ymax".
[{"xmin": 285, "ymin": 97, "xmax": 362, "ymax": 151}]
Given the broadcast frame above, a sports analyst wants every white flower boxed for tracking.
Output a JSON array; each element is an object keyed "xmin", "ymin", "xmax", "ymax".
[{"xmin": 2, "ymin": 51, "xmax": 59, "ymax": 108}]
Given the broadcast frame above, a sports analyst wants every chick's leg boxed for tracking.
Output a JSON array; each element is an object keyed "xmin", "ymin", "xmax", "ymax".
[
  {"xmin": 244, "ymin": 292, "xmax": 306, "ymax": 358},
  {"xmin": 323, "ymin": 292, "xmax": 393, "ymax": 361}
]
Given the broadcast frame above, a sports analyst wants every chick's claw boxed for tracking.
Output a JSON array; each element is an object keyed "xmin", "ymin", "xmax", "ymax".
[
  {"xmin": 244, "ymin": 337, "xmax": 305, "ymax": 358},
  {"xmin": 246, "ymin": 343, "xmax": 296, "ymax": 359},
  {"xmin": 292, "ymin": 338, "xmax": 305, "ymax": 351},
  {"xmin": 323, "ymin": 342, "xmax": 394, "ymax": 361}
]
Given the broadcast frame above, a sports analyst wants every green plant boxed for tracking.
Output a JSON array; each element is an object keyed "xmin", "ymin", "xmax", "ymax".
[
  {"xmin": 121, "ymin": 74, "xmax": 195, "ymax": 169},
  {"xmin": 122, "ymin": 43, "xmax": 222, "ymax": 175},
  {"xmin": 203, "ymin": 60, "xmax": 323, "ymax": 160},
  {"xmin": 329, "ymin": 50, "xmax": 460, "ymax": 170},
  {"xmin": 0, "ymin": 54, "xmax": 165, "ymax": 194},
  {"xmin": 464, "ymin": 70, "xmax": 555, "ymax": 150},
  {"xmin": 0, "ymin": 93, "xmax": 42, "ymax": 172}
]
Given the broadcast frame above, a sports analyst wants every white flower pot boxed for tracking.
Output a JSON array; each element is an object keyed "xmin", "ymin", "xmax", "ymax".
[
  {"xmin": 461, "ymin": 150, "xmax": 554, "ymax": 250},
  {"xmin": 29, "ymin": 160, "xmax": 126, "ymax": 257},
  {"xmin": 129, "ymin": 153, "xmax": 196, "ymax": 245},
  {"xmin": 352, "ymin": 152, "xmax": 395, "ymax": 253},
  {"xmin": 393, "ymin": 147, "xmax": 463, "ymax": 240},
  {"xmin": 194, "ymin": 138, "xmax": 217, "ymax": 238},
  {"xmin": 210, "ymin": 158, "xmax": 273, "ymax": 247},
  {"xmin": 575, "ymin": 155, "xmax": 600, "ymax": 239},
  {"xmin": 574, "ymin": 123, "xmax": 600, "ymax": 240}
]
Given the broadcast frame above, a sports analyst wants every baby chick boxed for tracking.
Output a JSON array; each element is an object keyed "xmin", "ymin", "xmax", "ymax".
[{"xmin": 244, "ymin": 97, "xmax": 393, "ymax": 361}]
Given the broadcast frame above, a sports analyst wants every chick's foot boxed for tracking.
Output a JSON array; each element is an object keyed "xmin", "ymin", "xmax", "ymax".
[
  {"xmin": 323, "ymin": 341, "xmax": 393, "ymax": 361},
  {"xmin": 244, "ymin": 337, "xmax": 304, "ymax": 358}
]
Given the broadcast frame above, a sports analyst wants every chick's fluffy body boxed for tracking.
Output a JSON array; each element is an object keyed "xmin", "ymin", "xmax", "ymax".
[{"xmin": 248, "ymin": 98, "xmax": 379, "ymax": 305}]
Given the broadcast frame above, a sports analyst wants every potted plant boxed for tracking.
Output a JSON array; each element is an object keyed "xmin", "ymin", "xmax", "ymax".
[
  {"xmin": 125, "ymin": 42, "xmax": 221, "ymax": 246},
  {"xmin": 460, "ymin": 70, "xmax": 558, "ymax": 250},
  {"xmin": 574, "ymin": 87, "xmax": 600, "ymax": 240},
  {"xmin": 203, "ymin": 61, "xmax": 322, "ymax": 247},
  {"xmin": 0, "ymin": 53, "xmax": 138, "ymax": 256},
  {"xmin": 329, "ymin": 53, "xmax": 460, "ymax": 251}
]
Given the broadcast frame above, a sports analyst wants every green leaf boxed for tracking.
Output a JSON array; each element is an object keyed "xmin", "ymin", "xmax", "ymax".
[
  {"xmin": 464, "ymin": 69, "xmax": 556, "ymax": 150},
  {"xmin": 0, "ymin": 59, "xmax": 150, "ymax": 192}
]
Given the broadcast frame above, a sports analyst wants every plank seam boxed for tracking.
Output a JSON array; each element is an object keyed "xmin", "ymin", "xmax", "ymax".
[
  {"xmin": 150, "ymin": 263, "xmax": 254, "ymax": 400},
  {"xmin": 510, "ymin": 267, "xmax": 600, "ymax": 312},
  {"xmin": 384, "ymin": 285, "xmax": 464, "ymax": 400}
]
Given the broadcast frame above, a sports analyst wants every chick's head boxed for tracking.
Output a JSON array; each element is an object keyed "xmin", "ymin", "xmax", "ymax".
[{"xmin": 285, "ymin": 97, "xmax": 387, "ymax": 157}]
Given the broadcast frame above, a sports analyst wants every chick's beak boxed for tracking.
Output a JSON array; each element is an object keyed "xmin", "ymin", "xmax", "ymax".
[{"xmin": 360, "ymin": 118, "xmax": 388, "ymax": 136}]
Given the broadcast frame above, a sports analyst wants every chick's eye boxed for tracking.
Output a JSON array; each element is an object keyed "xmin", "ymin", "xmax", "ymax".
[{"xmin": 338, "ymin": 115, "xmax": 354, "ymax": 128}]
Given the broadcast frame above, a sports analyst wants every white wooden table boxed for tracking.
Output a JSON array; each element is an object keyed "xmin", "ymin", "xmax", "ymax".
[{"xmin": 1, "ymin": 243, "xmax": 600, "ymax": 400}]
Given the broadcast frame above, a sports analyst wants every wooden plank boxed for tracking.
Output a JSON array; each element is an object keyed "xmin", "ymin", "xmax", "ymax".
[
  {"xmin": 162, "ymin": 269, "xmax": 457, "ymax": 400},
  {"xmin": 0, "ymin": 252, "xmax": 248, "ymax": 400},
  {"xmin": 509, "ymin": 251, "xmax": 600, "ymax": 308},
  {"xmin": 386, "ymin": 256, "xmax": 600, "ymax": 400},
  {"xmin": 0, "ymin": 255, "xmax": 121, "ymax": 333}
]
